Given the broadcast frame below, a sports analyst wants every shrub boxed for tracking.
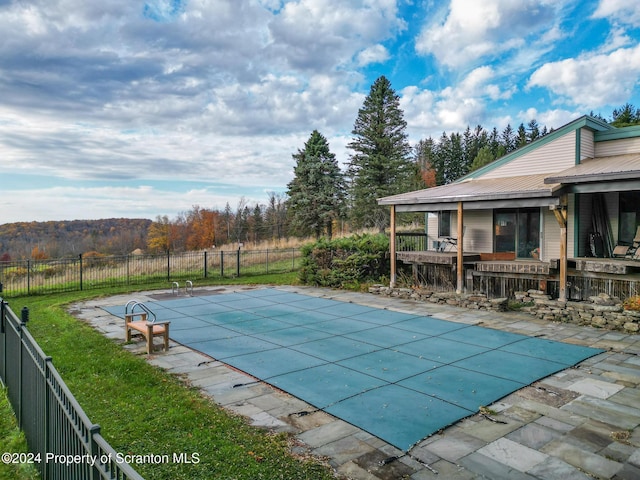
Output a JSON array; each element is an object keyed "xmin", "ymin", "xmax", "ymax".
[
  {"xmin": 623, "ymin": 295, "xmax": 640, "ymax": 311},
  {"xmin": 299, "ymin": 233, "xmax": 389, "ymax": 288}
]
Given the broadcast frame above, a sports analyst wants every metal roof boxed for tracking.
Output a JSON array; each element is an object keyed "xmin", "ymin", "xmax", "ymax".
[
  {"xmin": 544, "ymin": 153, "xmax": 640, "ymax": 184},
  {"xmin": 378, "ymin": 173, "xmax": 561, "ymax": 210}
]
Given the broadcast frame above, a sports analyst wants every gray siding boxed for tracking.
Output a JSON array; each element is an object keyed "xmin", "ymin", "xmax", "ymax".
[
  {"xmin": 580, "ymin": 128, "xmax": 595, "ymax": 160},
  {"xmin": 482, "ymin": 131, "xmax": 576, "ymax": 179},
  {"xmin": 543, "ymin": 207, "xmax": 562, "ymax": 260},
  {"xmin": 596, "ymin": 136, "xmax": 640, "ymax": 156}
]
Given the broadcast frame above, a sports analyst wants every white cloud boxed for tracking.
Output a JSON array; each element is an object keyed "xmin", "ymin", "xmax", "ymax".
[
  {"xmin": 516, "ymin": 107, "xmax": 580, "ymax": 129},
  {"xmin": 415, "ymin": 0, "xmax": 565, "ymax": 69},
  {"xmin": 528, "ymin": 44, "xmax": 640, "ymax": 108},
  {"xmin": 592, "ymin": 0, "xmax": 640, "ymax": 26},
  {"xmin": 356, "ymin": 44, "xmax": 390, "ymax": 66},
  {"xmin": 400, "ymin": 66, "xmax": 519, "ymax": 139}
]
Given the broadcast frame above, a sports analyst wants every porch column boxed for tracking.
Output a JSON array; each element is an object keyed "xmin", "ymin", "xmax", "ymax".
[
  {"xmin": 456, "ymin": 201, "xmax": 464, "ymax": 294},
  {"xmin": 390, "ymin": 205, "xmax": 397, "ymax": 288},
  {"xmin": 552, "ymin": 199, "xmax": 568, "ymax": 302}
]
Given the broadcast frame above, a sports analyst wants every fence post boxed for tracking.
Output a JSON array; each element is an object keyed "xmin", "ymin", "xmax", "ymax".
[
  {"xmin": 204, "ymin": 251, "xmax": 208, "ymax": 278},
  {"xmin": 220, "ymin": 251, "xmax": 224, "ymax": 277},
  {"xmin": 89, "ymin": 424, "xmax": 101, "ymax": 480},
  {"xmin": 236, "ymin": 248, "xmax": 240, "ymax": 277},
  {"xmin": 0, "ymin": 300, "xmax": 5, "ymax": 383},
  {"xmin": 167, "ymin": 250, "xmax": 171, "ymax": 282},
  {"xmin": 266, "ymin": 249, "xmax": 269, "ymax": 274},
  {"xmin": 43, "ymin": 356, "xmax": 52, "ymax": 480},
  {"xmin": 79, "ymin": 254, "xmax": 83, "ymax": 291},
  {"xmin": 27, "ymin": 259, "xmax": 31, "ymax": 295},
  {"xmin": 18, "ymin": 309, "xmax": 27, "ymax": 428}
]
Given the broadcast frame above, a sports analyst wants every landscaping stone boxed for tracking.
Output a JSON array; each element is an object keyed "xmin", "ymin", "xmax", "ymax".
[{"xmin": 371, "ymin": 287, "xmax": 640, "ymax": 333}]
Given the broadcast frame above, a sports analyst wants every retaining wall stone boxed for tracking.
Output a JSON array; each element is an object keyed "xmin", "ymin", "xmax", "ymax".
[{"xmin": 368, "ymin": 286, "xmax": 639, "ymax": 333}]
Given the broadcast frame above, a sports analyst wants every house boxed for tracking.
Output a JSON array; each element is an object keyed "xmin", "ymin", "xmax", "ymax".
[{"xmin": 378, "ymin": 115, "xmax": 640, "ymax": 302}]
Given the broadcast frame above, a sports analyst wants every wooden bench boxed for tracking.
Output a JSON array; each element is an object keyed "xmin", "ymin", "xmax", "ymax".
[{"xmin": 124, "ymin": 312, "xmax": 170, "ymax": 354}]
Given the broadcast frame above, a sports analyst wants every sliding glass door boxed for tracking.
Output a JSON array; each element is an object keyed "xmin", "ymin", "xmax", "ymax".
[{"xmin": 494, "ymin": 208, "xmax": 540, "ymax": 259}]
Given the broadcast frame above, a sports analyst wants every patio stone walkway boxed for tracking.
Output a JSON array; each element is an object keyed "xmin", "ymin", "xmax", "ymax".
[{"xmin": 73, "ymin": 285, "xmax": 640, "ymax": 480}]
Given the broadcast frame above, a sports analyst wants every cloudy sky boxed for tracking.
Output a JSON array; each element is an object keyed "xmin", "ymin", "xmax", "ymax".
[{"xmin": 1, "ymin": 0, "xmax": 639, "ymax": 224}]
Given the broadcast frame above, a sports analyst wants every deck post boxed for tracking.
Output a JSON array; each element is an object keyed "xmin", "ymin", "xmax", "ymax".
[
  {"xmin": 456, "ymin": 202, "xmax": 464, "ymax": 294},
  {"xmin": 390, "ymin": 205, "xmax": 397, "ymax": 288},
  {"xmin": 552, "ymin": 198, "xmax": 568, "ymax": 302}
]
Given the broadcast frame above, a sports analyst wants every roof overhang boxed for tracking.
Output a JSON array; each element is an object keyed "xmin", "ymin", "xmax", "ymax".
[
  {"xmin": 378, "ymin": 173, "xmax": 562, "ymax": 211},
  {"xmin": 545, "ymin": 154, "xmax": 640, "ymax": 194}
]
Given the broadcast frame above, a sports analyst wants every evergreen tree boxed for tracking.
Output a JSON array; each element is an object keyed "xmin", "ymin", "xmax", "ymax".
[
  {"xmin": 250, "ymin": 203, "xmax": 264, "ymax": 243},
  {"xmin": 470, "ymin": 145, "xmax": 495, "ymax": 172},
  {"xmin": 516, "ymin": 123, "xmax": 528, "ymax": 148},
  {"xmin": 610, "ymin": 103, "xmax": 640, "ymax": 127},
  {"xmin": 501, "ymin": 124, "xmax": 516, "ymax": 153},
  {"xmin": 527, "ymin": 119, "xmax": 540, "ymax": 142},
  {"xmin": 287, "ymin": 130, "xmax": 346, "ymax": 239},
  {"xmin": 347, "ymin": 76, "xmax": 414, "ymax": 231}
]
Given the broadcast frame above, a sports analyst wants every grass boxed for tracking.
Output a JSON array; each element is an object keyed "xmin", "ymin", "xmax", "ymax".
[
  {"xmin": 2, "ymin": 274, "xmax": 338, "ymax": 480},
  {"xmin": 0, "ymin": 388, "xmax": 40, "ymax": 480}
]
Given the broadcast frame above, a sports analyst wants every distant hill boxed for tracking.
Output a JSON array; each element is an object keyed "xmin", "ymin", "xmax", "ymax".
[{"xmin": 0, "ymin": 218, "xmax": 152, "ymax": 260}]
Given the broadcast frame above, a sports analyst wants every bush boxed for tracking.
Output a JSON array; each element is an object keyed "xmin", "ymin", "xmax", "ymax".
[
  {"xmin": 623, "ymin": 295, "xmax": 640, "ymax": 311},
  {"xmin": 299, "ymin": 233, "xmax": 389, "ymax": 289}
]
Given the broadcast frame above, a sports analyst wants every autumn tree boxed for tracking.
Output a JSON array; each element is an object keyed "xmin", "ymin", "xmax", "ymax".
[
  {"xmin": 414, "ymin": 138, "xmax": 437, "ymax": 187},
  {"xmin": 287, "ymin": 130, "xmax": 346, "ymax": 239},
  {"xmin": 186, "ymin": 206, "xmax": 217, "ymax": 250},
  {"xmin": 347, "ymin": 76, "xmax": 414, "ymax": 231},
  {"xmin": 147, "ymin": 215, "xmax": 173, "ymax": 252}
]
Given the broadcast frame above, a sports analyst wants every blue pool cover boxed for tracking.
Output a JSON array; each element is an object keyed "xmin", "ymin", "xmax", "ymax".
[{"xmin": 105, "ymin": 288, "xmax": 603, "ymax": 451}]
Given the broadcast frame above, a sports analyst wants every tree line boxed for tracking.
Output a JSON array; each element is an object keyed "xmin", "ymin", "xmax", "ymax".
[{"xmin": 2, "ymin": 77, "xmax": 638, "ymax": 260}]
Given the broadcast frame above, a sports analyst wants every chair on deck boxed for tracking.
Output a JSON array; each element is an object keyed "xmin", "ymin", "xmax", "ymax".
[
  {"xmin": 613, "ymin": 226, "xmax": 640, "ymax": 259},
  {"xmin": 438, "ymin": 226, "xmax": 465, "ymax": 252}
]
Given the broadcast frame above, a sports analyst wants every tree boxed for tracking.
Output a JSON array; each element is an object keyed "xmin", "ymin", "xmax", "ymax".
[
  {"xmin": 501, "ymin": 124, "xmax": 516, "ymax": 153},
  {"xmin": 470, "ymin": 145, "xmax": 495, "ymax": 172},
  {"xmin": 516, "ymin": 123, "xmax": 528, "ymax": 148},
  {"xmin": 347, "ymin": 76, "xmax": 414, "ymax": 231},
  {"xmin": 287, "ymin": 130, "xmax": 346, "ymax": 239},
  {"xmin": 414, "ymin": 138, "xmax": 437, "ymax": 187},
  {"xmin": 527, "ymin": 119, "xmax": 540, "ymax": 142},
  {"xmin": 147, "ymin": 215, "xmax": 172, "ymax": 252},
  {"xmin": 610, "ymin": 103, "xmax": 640, "ymax": 127},
  {"xmin": 250, "ymin": 203, "xmax": 265, "ymax": 244},
  {"xmin": 186, "ymin": 206, "xmax": 217, "ymax": 250},
  {"xmin": 265, "ymin": 192, "xmax": 288, "ymax": 241}
]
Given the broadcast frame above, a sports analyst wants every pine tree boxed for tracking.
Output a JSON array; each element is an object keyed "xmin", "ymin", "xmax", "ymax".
[
  {"xmin": 501, "ymin": 124, "xmax": 516, "ymax": 153},
  {"xmin": 287, "ymin": 130, "xmax": 346, "ymax": 239},
  {"xmin": 610, "ymin": 103, "xmax": 640, "ymax": 127},
  {"xmin": 516, "ymin": 123, "xmax": 528, "ymax": 148},
  {"xmin": 347, "ymin": 76, "xmax": 414, "ymax": 231}
]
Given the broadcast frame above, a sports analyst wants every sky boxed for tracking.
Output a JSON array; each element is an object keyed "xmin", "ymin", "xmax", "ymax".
[{"xmin": 1, "ymin": 0, "xmax": 639, "ymax": 224}]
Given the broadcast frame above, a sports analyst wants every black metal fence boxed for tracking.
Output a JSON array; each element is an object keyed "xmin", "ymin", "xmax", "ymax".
[
  {"xmin": 0, "ymin": 299, "xmax": 144, "ymax": 479},
  {"xmin": 0, "ymin": 248, "xmax": 301, "ymax": 297}
]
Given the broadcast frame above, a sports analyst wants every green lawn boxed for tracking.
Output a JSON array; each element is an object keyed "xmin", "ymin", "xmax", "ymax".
[{"xmin": 2, "ymin": 275, "xmax": 337, "ymax": 480}]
